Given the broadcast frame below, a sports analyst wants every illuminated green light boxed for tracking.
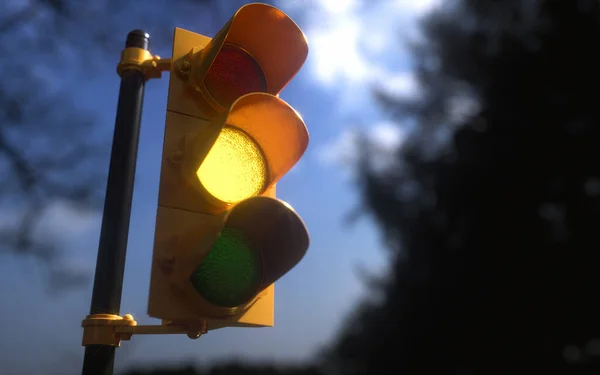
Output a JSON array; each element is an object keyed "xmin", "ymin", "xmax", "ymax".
[{"xmin": 190, "ymin": 227, "xmax": 263, "ymax": 308}]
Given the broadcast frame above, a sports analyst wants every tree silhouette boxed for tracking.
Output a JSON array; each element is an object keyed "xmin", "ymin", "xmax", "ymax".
[
  {"xmin": 123, "ymin": 363, "xmax": 323, "ymax": 375},
  {"xmin": 327, "ymin": 0, "xmax": 600, "ymax": 374}
]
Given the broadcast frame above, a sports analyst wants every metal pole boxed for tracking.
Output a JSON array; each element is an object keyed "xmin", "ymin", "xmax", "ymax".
[{"xmin": 81, "ymin": 29, "xmax": 149, "ymax": 375}]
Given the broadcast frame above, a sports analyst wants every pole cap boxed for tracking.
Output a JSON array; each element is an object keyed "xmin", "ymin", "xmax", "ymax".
[{"xmin": 126, "ymin": 29, "xmax": 150, "ymax": 50}]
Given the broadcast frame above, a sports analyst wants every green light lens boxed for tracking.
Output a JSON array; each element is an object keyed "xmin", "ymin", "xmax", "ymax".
[{"xmin": 190, "ymin": 227, "xmax": 262, "ymax": 308}]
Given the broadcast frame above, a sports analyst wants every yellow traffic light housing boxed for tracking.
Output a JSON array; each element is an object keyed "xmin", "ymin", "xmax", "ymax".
[
  {"xmin": 158, "ymin": 197, "xmax": 308, "ymax": 320},
  {"xmin": 147, "ymin": 3, "xmax": 310, "ymax": 331},
  {"xmin": 187, "ymin": 3, "xmax": 308, "ymax": 113},
  {"xmin": 182, "ymin": 93, "xmax": 309, "ymax": 211},
  {"xmin": 172, "ymin": 2, "xmax": 308, "ymax": 117}
]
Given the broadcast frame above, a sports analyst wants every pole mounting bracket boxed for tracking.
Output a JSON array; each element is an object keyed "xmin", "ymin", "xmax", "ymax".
[
  {"xmin": 81, "ymin": 314, "xmax": 207, "ymax": 347},
  {"xmin": 117, "ymin": 47, "xmax": 172, "ymax": 80}
]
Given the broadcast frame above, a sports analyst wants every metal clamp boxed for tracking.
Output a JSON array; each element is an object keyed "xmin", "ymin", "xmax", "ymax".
[
  {"xmin": 81, "ymin": 314, "xmax": 207, "ymax": 347},
  {"xmin": 116, "ymin": 47, "xmax": 172, "ymax": 80}
]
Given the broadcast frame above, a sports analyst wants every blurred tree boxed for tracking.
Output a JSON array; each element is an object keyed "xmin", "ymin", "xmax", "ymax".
[
  {"xmin": 328, "ymin": 0, "xmax": 600, "ymax": 374},
  {"xmin": 0, "ymin": 0, "xmax": 253, "ymax": 290},
  {"xmin": 122, "ymin": 363, "xmax": 323, "ymax": 375}
]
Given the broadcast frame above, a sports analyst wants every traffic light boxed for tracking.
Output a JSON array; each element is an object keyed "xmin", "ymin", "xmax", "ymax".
[{"xmin": 147, "ymin": 3, "xmax": 310, "ymax": 331}]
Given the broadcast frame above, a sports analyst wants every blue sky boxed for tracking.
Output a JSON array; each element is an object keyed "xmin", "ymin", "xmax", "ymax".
[{"xmin": 0, "ymin": 1, "xmax": 437, "ymax": 374}]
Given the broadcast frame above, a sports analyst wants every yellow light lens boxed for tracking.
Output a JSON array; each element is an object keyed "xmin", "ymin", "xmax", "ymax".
[{"xmin": 197, "ymin": 126, "xmax": 267, "ymax": 204}]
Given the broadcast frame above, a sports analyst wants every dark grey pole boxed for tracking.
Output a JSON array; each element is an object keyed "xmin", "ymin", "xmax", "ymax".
[{"xmin": 81, "ymin": 29, "xmax": 149, "ymax": 375}]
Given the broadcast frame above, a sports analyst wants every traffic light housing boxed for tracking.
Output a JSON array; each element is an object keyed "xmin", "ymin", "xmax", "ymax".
[{"xmin": 147, "ymin": 3, "xmax": 310, "ymax": 331}]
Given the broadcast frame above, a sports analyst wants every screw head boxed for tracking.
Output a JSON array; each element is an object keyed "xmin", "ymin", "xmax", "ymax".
[
  {"xmin": 170, "ymin": 150, "xmax": 184, "ymax": 163},
  {"xmin": 187, "ymin": 330, "xmax": 201, "ymax": 339},
  {"xmin": 179, "ymin": 59, "xmax": 191, "ymax": 74}
]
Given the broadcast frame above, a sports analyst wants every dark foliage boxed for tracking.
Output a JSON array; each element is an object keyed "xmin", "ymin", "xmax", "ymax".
[
  {"xmin": 327, "ymin": 0, "xmax": 600, "ymax": 374},
  {"xmin": 123, "ymin": 363, "xmax": 323, "ymax": 375}
]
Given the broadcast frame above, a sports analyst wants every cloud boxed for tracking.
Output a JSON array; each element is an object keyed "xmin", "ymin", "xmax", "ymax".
[
  {"xmin": 394, "ymin": 0, "xmax": 441, "ymax": 13},
  {"xmin": 276, "ymin": 0, "xmax": 436, "ymax": 176},
  {"xmin": 294, "ymin": 0, "xmax": 437, "ymax": 87},
  {"xmin": 318, "ymin": 121, "xmax": 407, "ymax": 176},
  {"xmin": 370, "ymin": 121, "xmax": 407, "ymax": 150},
  {"xmin": 0, "ymin": 199, "xmax": 100, "ymax": 289},
  {"xmin": 37, "ymin": 201, "xmax": 101, "ymax": 277},
  {"xmin": 276, "ymin": 0, "xmax": 437, "ymax": 119},
  {"xmin": 0, "ymin": 200, "xmax": 99, "ymax": 241},
  {"xmin": 317, "ymin": 0, "xmax": 361, "ymax": 15},
  {"xmin": 447, "ymin": 92, "xmax": 481, "ymax": 125},
  {"xmin": 378, "ymin": 71, "xmax": 421, "ymax": 98},
  {"xmin": 318, "ymin": 128, "xmax": 360, "ymax": 168},
  {"xmin": 36, "ymin": 200, "xmax": 101, "ymax": 243},
  {"xmin": 307, "ymin": 15, "xmax": 370, "ymax": 85}
]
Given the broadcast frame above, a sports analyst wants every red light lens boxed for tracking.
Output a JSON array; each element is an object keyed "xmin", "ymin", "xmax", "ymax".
[{"xmin": 204, "ymin": 43, "xmax": 267, "ymax": 110}]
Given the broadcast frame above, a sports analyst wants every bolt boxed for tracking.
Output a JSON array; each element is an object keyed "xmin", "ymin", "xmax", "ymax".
[
  {"xmin": 123, "ymin": 314, "xmax": 134, "ymax": 321},
  {"xmin": 180, "ymin": 59, "xmax": 191, "ymax": 72},
  {"xmin": 170, "ymin": 150, "xmax": 184, "ymax": 164}
]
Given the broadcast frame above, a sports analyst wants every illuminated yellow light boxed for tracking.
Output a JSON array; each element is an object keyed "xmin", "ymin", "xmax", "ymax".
[{"xmin": 197, "ymin": 126, "xmax": 267, "ymax": 204}]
